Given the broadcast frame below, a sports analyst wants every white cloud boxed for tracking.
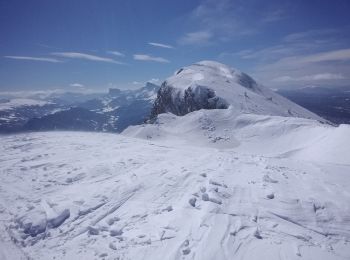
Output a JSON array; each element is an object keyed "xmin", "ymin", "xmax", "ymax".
[
  {"xmin": 245, "ymin": 41, "xmax": 350, "ymax": 87},
  {"xmin": 297, "ymin": 49, "xmax": 350, "ymax": 64},
  {"xmin": 107, "ymin": 51, "xmax": 125, "ymax": 57},
  {"xmin": 70, "ymin": 83, "xmax": 85, "ymax": 88},
  {"xmin": 133, "ymin": 54, "xmax": 169, "ymax": 63},
  {"xmin": 51, "ymin": 52, "xmax": 124, "ymax": 64},
  {"xmin": 178, "ymin": 31, "xmax": 213, "ymax": 45},
  {"xmin": 179, "ymin": 0, "xmax": 286, "ymax": 45},
  {"xmin": 132, "ymin": 81, "xmax": 143, "ymax": 85},
  {"xmin": 230, "ymin": 45, "xmax": 298, "ymax": 60},
  {"xmin": 4, "ymin": 56, "xmax": 62, "ymax": 63},
  {"xmin": 304, "ymin": 73, "xmax": 345, "ymax": 80},
  {"xmin": 228, "ymin": 29, "xmax": 344, "ymax": 63},
  {"xmin": 282, "ymin": 28, "xmax": 340, "ymax": 43},
  {"xmin": 148, "ymin": 78, "xmax": 160, "ymax": 84},
  {"xmin": 130, "ymin": 78, "xmax": 160, "ymax": 86},
  {"xmin": 271, "ymin": 76, "xmax": 294, "ymax": 83},
  {"xmin": 148, "ymin": 42, "xmax": 174, "ymax": 49},
  {"xmin": 273, "ymin": 73, "xmax": 345, "ymax": 83},
  {"xmin": 261, "ymin": 9, "xmax": 286, "ymax": 23},
  {"xmin": 258, "ymin": 48, "xmax": 350, "ymax": 74}
]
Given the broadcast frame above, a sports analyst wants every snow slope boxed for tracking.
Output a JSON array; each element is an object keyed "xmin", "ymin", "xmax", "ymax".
[
  {"xmin": 0, "ymin": 126, "xmax": 349, "ymax": 259},
  {"xmin": 151, "ymin": 61, "xmax": 325, "ymax": 122},
  {"xmin": 125, "ymin": 108, "xmax": 349, "ymax": 164}
]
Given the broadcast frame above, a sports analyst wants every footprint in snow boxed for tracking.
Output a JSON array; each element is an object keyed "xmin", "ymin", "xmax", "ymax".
[
  {"xmin": 266, "ymin": 192, "xmax": 275, "ymax": 199},
  {"xmin": 254, "ymin": 228, "xmax": 263, "ymax": 239},
  {"xmin": 110, "ymin": 228, "xmax": 123, "ymax": 237},
  {"xmin": 209, "ymin": 179, "xmax": 227, "ymax": 188},
  {"xmin": 201, "ymin": 191, "xmax": 222, "ymax": 205},
  {"xmin": 263, "ymin": 174, "xmax": 278, "ymax": 183},
  {"xmin": 181, "ymin": 239, "xmax": 191, "ymax": 255},
  {"xmin": 107, "ymin": 216, "xmax": 120, "ymax": 226},
  {"xmin": 162, "ymin": 205, "xmax": 173, "ymax": 212},
  {"xmin": 189, "ymin": 198, "xmax": 197, "ymax": 207},
  {"xmin": 202, "ymin": 193, "xmax": 209, "ymax": 201}
]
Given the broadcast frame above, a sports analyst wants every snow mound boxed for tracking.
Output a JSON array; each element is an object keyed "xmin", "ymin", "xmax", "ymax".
[
  {"xmin": 124, "ymin": 108, "xmax": 349, "ymax": 165},
  {"xmin": 151, "ymin": 61, "xmax": 325, "ymax": 122}
]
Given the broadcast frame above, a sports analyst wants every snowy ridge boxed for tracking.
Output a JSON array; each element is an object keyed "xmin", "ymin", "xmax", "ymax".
[
  {"xmin": 124, "ymin": 108, "xmax": 349, "ymax": 164},
  {"xmin": 151, "ymin": 61, "xmax": 325, "ymax": 122}
]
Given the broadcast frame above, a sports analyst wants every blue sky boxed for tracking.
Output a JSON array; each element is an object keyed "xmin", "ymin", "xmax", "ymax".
[{"xmin": 1, "ymin": 0, "xmax": 350, "ymax": 92}]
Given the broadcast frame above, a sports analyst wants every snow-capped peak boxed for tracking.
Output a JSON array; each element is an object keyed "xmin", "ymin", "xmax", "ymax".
[{"xmin": 152, "ymin": 61, "xmax": 325, "ymax": 122}]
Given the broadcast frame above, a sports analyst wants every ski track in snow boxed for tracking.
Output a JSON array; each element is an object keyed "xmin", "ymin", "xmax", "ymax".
[{"xmin": 0, "ymin": 128, "xmax": 349, "ymax": 260}]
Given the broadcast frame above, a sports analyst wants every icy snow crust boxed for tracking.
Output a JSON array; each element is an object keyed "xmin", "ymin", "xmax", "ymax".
[
  {"xmin": 152, "ymin": 61, "xmax": 325, "ymax": 121},
  {"xmin": 1, "ymin": 115, "xmax": 350, "ymax": 259}
]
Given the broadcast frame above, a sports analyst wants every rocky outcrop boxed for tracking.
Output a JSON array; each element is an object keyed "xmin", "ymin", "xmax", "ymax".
[{"xmin": 151, "ymin": 82, "xmax": 228, "ymax": 118}]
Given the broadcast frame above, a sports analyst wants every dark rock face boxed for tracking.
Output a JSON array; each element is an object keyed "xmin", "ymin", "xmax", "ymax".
[
  {"xmin": 151, "ymin": 82, "xmax": 228, "ymax": 118},
  {"xmin": 237, "ymin": 72, "xmax": 258, "ymax": 91},
  {"xmin": 108, "ymin": 88, "xmax": 122, "ymax": 97}
]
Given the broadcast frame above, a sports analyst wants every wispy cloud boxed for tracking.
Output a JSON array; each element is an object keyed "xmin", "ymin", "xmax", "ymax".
[
  {"xmin": 282, "ymin": 28, "xmax": 340, "ymax": 43},
  {"xmin": 295, "ymin": 49, "xmax": 350, "ymax": 64},
  {"xmin": 228, "ymin": 28, "xmax": 344, "ymax": 63},
  {"xmin": 132, "ymin": 81, "xmax": 143, "ymax": 85},
  {"xmin": 258, "ymin": 48, "xmax": 350, "ymax": 72},
  {"xmin": 133, "ymin": 54, "xmax": 169, "ymax": 63},
  {"xmin": 51, "ymin": 52, "xmax": 124, "ymax": 64},
  {"xmin": 107, "ymin": 51, "xmax": 125, "ymax": 57},
  {"xmin": 4, "ymin": 55, "xmax": 62, "ymax": 63},
  {"xmin": 254, "ymin": 48, "xmax": 350, "ymax": 87},
  {"xmin": 179, "ymin": 0, "xmax": 286, "ymax": 45},
  {"xmin": 178, "ymin": 31, "xmax": 213, "ymax": 45},
  {"xmin": 70, "ymin": 83, "xmax": 85, "ymax": 88},
  {"xmin": 273, "ymin": 73, "xmax": 345, "ymax": 83},
  {"xmin": 219, "ymin": 26, "xmax": 350, "ymax": 88},
  {"xmin": 148, "ymin": 78, "xmax": 160, "ymax": 84},
  {"xmin": 226, "ymin": 45, "xmax": 298, "ymax": 61},
  {"xmin": 148, "ymin": 42, "xmax": 174, "ymax": 49},
  {"xmin": 261, "ymin": 9, "xmax": 286, "ymax": 23}
]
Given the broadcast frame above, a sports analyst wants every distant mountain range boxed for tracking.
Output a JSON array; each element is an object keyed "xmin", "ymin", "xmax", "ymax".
[
  {"xmin": 1, "ymin": 77, "xmax": 349, "ymax": 135},
  {"xmin": 277, "ymin": 86, "xmax": 350, "ymax": 124},
  {"xmin": 0, "ymin": 82, "xmax": 160, "ymax": 133}
]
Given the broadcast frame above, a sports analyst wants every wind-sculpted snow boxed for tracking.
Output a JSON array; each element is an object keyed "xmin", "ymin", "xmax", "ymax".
[
  {"xmin": 151, "ymin": 61, "xmax": 325, "ymax": 122},
  {"xmin": 0, "ymin": 129, "xmax": 349, "ymax": 259},
  {"xmin": 126, "ymin": 108, "xmax": 349, "ymax": 164}
]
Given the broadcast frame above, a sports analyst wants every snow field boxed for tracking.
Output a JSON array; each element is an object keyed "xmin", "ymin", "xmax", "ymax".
[{"xmin": 0, "ymin": 128, "xmax": 349, "ymax": 259}]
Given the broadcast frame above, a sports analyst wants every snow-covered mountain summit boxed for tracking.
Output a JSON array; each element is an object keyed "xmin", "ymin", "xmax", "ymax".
[{"xmin": 151, "ymin": 61, "xmax": 325, "ymax": 122}]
